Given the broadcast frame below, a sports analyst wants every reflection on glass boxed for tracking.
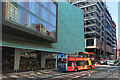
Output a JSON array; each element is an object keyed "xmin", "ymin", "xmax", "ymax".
[
  {"xmin": 5, "ymin": 1, "xmax": 57, "ymax": 38},
  {"xmin": 20, "ymin": 52, "xmax": 41, "ymax": 71}
]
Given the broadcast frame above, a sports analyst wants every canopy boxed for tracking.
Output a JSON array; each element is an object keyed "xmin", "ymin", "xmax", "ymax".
[{"xmin": 2, "ymin": 41, "xmax": 67, "ymax": 53}]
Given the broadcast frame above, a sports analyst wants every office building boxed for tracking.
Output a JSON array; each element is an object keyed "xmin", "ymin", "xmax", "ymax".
[{"xmin": 68, "ymin": 0, "xmax": 117, "ymax": 61}]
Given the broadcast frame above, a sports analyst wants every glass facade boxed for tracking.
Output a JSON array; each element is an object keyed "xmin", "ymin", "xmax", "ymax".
[{"xmin": 5, "ymin": 1, "xmax": 57, "ymax": 38}]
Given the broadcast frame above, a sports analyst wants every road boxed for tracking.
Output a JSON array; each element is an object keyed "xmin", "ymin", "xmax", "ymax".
[
  {"xmin": 82, "ymin": 65, "xmax": 120, "ymax": 79},
  {"xmin": 2, "ymin": 65, "xmax": 120, "ymax": 80}
]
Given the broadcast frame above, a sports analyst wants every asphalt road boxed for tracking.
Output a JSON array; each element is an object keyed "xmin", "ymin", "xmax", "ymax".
[
  {"xmin": 82, "ymin": 65, "xmax": 120, "ymax": 79},
  {"xmin": 47, "ymin": 65, "xmax": 120, "ymax": 80},
  {"xmin": 2, "ymin": 65, "xmax": 120, "ymax": 80}
]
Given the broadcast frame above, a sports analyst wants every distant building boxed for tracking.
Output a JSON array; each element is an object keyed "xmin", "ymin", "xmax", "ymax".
[{"xmin": 67, "ymin": 0, "xmax": 117, "ymax": 61}]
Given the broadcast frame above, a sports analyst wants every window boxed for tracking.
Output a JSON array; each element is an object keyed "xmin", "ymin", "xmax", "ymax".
[
  {"xmin": 84, "ymin": 61, "xmax": 89, "ymax": 65},
  {"xmin": 12, "ymin": 7, "xmax": 15, "ymax": 14},
  {"xmin": 83, "ymin": 54, "xmax": 88, "ymax": 57},
  {"xmin": 91, "ymin": 61, "xmax": 95, "ymax": 65},
  {"xmin": 86, "ymin": 39, "xmax": 94, "ymax": 46},
  {"xmin": 76, "ymin": 53, "xmax": 83, "ymax": 57},
  {"xmin": 76, "ymin": 61, "xmax": 85, "ymax": 66},
  {"xmin": 80, "ymin": 61, "xmax": 84, "ymax": 66},
  {"xmin": 68, "ymin": 61, "xmax": 74, "ymax": 67},
  {"xmin": 7, "ymin": 3, "xmax": 17, "ymax": 22},
  {"xmin": 76, "ymin": 61, "xmax": 80, "ymax": 66},
  {"xmin": 89, "ymin": 54, "xmax": 94, "ymax": 58},
  {"xmin": 9, "ymin": 5, "xmax": 12, "ymax": 12},
  {"xmin": 15, "ymin": 9, "xmax": 17, "ymax": 15}
]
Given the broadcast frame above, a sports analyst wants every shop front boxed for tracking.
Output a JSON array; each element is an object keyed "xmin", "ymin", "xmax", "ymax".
[
  {"xmin": 19, "ymin": 52, "xmax": 41, "ymax": 71},
  {"xmin": 2, "ymin": 47, "xmax": 14, "ymax": 73},
  {"xmin": 2, "ymin": 46, "xmax": 58, "ymax": 73}
]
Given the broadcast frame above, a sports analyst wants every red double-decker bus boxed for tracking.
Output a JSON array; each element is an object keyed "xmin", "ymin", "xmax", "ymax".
[{"xmin": 58, "ymin": 52, "xmax": 95, "ymax": 72}]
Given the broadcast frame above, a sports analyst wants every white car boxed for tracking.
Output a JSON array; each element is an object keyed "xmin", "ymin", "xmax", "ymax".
[{"xmin": 108, "ymin": 60, "xmax": 115, "ymax": 66}]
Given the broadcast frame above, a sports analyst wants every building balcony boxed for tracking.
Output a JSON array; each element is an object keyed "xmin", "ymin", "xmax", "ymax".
[
  {"xmin": 84, "ymin": 30, "xmax": 100, "ymax": 36},
  {"xmin": 106, "ymin": 39, "xmax": 113, "ymax": 46},
  {"xmin": 106, "ymin": 34, "xmax": 113, "ymax": 42},
  {"xmin": 96, "ymin": 3, "xmax": 104, "ymax": 15},
  {"xmin": 80, "ymin": 3, "xmax": 96, "ymax": 9},
  {"xmin": 72, "ymin": 1, "xmax": 96, "ymax": 7},
  {"xmin": 84, "ymin": 16, "xmax": 100, "ymax": 23},
  {"xmin": 70, "ymin": 0, "xmax": 83, "ymax": 4},
  {"xmin": 84, "ymin": 23, "xmax": 100, "ymax": 30},
  {"xmin": 106, "ymin": 13, "xmax": 112, "ymax": 24},
  {"xmin": 106, "ymin": 18, "xmax": 112, "ymax": 29},
  {"xmin": 84, "ymin": 9, "xmax": 100, "ymax": 18},
  {"xmin": 97, "ymin": 1, "xmax": 105, "ymax": 12},
  {"xmin": 106, "ymin": 29, "xmax": 112, "ymax": 36}
]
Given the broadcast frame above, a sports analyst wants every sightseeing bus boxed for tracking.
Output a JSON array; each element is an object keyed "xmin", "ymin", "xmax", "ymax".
[{"xmin": 58, "ymin": 52, "xmax": 95, "ymax": 72}]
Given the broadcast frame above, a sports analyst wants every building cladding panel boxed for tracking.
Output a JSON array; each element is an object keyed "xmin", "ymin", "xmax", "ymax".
[{"xmin": 52, "ymin": 0, "xmax": 85, "ymax": 54}]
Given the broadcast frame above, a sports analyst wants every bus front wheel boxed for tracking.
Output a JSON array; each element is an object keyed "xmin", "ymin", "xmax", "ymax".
[{"xmin": 75, "ymin": 67, "xmax": 78, "ymax": 72}]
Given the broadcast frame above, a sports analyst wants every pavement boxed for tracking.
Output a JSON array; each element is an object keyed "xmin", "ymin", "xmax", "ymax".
[{"xmin": 1, "ymin": 65, "xmax": 120, "ymax": 80}]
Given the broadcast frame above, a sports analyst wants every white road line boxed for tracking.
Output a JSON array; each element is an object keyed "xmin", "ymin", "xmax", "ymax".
[
  {"xmin": 82, "ymin": 74, "xmax": 86, "ymax": 76},
  {"xmin": 74, "ymin": 76, "xmax": 80, "ymax": 78}
]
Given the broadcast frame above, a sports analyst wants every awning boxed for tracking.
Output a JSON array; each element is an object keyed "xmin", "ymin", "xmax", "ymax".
[{"xmin": 2, "ymin": 41, "xmax": 67, "ymax": 53}]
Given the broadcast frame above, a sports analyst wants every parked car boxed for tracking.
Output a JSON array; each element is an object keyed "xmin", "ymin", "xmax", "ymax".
[
  {"xmin": 100, "ymin": 60, "xmax": 105, "ymax": 65},
  {"xmin": 114, "ymin": 60, "xmax": 120, "ymax": 66},
  {"xmin": 108, "ymin": 60, "xmax": 115, "ymax": 66},
  {"xmin": 100, "ymin": 60, "xmax": 109, "ymax": 65}
]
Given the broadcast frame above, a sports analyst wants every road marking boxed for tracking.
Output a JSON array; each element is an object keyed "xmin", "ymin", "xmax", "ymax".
[
  {"xmin": 10, "ymin": 75, "xmax": 20, "ymax": 78},
  {"xmin": 44, "ymin": 72, "xmax": 50, "ymax": 73},
  {"xmin": 36, "ymin": 72, "xmax": 42, "ymax": 75},
  {"xmin": 21, "ymin": 74, "xmax": 30, "ymax": 77},
  {"xmin": 82, "ymin": 74, "xmax": 85, "ymax": 76},
  {"xmin": 74, "ymin": 76, "xmax": 80, "ymax": 78},
  {"xmin": 88, "ymin": 74, "xmax": 91, "ymax": 76},
  {"xmin": 27, "ymin": 76, "xmax": 36, "ymax": 78}
]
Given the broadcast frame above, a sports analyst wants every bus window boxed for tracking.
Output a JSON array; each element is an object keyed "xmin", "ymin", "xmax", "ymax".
[
  {"xmin": 83, "ymin": 54, "xmax": 88, "ymax": 58},
  {"xmin": 78, "ymin": 52, "xmax": 83, "ymax": 57},
  {"xmin": 79, "ymin": 55, "xmax": 83, "ymax": 57},
  {"xmin": 68, "ymin": 61, "xmax": 74, "ymax": 66},
  {"xmin": 76, "ymin": 61, "xmax": 80, "ymax": 66},
  {"xmin": 89, "ymin": 54, "xmax": 94, "ymax": 58},
  {"xmin": 91, "ymin": 61, "xmax": 95, "ymax": 65},
  {"xmin": 84, "ymin": 61, "xmax": 89, "ymax": 65},
  {"xmin": 68, "ymin": 54, "xmax": 74, "ymax": 57},
  {"xmin": 80, "ymin": 61, "xmax": 84, "ymax": 66}
]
